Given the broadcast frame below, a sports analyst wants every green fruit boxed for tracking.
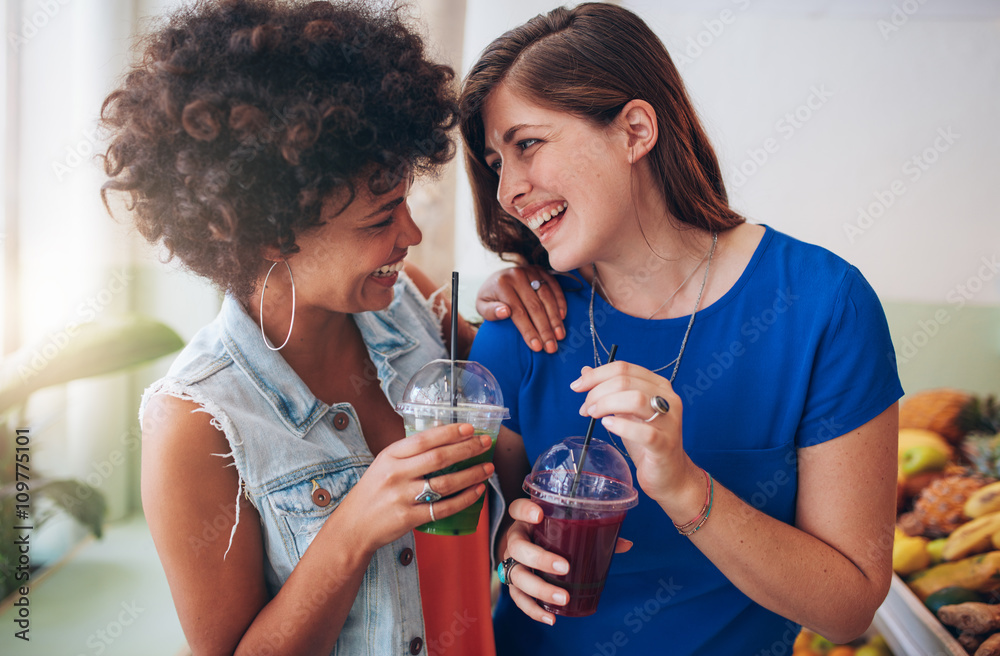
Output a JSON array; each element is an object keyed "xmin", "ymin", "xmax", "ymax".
[
  {"xmin": 926, "ymin": 538, "xmax": 948, "ymax": 563},
  {"xmin": 924, "ymin": 585, "xmax": 983, "ymax": 615},
  {"xmin": 810, "ymin": 633, "xmax": 835, "ymax": 653},
  {"xmin": 855, "ymin": 647, "xmax": 886, "ymax": 656},
  {"xmin": 868, "ymin": 635, "xmax": 890, "ymax": 650},
  {"xmin": 901, "ymin": 444, "xmax": 949, "ymax": 476}
]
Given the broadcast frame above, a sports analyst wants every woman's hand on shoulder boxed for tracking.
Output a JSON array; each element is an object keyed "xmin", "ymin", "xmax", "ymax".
[
  {"xmin": 140, "ymin": 393, "xmax": 268, "ymax": 656},
  {"xmin": 476, "ymin": 266, "xmax": 566, "ymax": 353}
]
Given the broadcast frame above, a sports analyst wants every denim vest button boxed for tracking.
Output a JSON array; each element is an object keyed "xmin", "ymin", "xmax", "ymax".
[
  {"xmin": 398, "ymin": 548, "xmax": 414, "ymax": 566},
  {"xmin": 333, "ymin": 412, "xmax": 350, "ymax": 430},
  {"xmin": 311, "ymin": 487, "xmax": 331, "ymax": 507},
  {"xmin": 408, "ymin": 637, "xmax": 423, "ymax": 654}
]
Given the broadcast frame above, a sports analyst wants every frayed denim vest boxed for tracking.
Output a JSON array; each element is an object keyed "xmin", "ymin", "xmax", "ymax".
[{"xmin": 141, "ymin": 274, "xmax": 503, "ymax": 655}]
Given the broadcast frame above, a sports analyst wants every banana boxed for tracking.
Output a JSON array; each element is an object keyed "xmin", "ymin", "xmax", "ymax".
[
  {"xmin": 943, "ymin": 511, "xmax": 1000, "ymax": 561},
  {"xmin": 964, "ymin": 480, "xmax": 1000, "ymax": 518}
]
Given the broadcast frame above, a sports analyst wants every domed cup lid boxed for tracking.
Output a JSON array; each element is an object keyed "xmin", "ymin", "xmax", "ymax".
[
  {"xmin": 523, "ymin": 437, "xmax": 638, "ymax": 511},
  {"xmin": 396, "ymin": 359, "xmax": 509, "ymax": 419}
]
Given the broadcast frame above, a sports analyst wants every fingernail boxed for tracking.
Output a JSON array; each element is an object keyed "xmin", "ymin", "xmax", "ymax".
[
  {"xmin": 531, "ymin": 510, "xmax": 542, "ymax": 522},
  {"xmin": 553, "ymin": 592, "xmax": 568, "ymax": 604},
  {"xmin": 544, "ymin": 340, "xmax": 556, "ymax": 353},
  {"xmin": 544, "ymin": 615, "xmax": 555, "ymax": 626},
  {"xmin": 497, "ymin": 306, "xmax": 509, "ymax": 319},
  {"xmin": 483, "ymin": 463, "xmax": 495, "ymax": 476},
  {"xmin": 530, "ymin": 338, "xmax": 542, "ymax": 351},
  {"xmin": 578, "ymin": 404, "xmax": 588, "ymax": 416},
  {"xmin": 553, "ymin": 560, "xmax": 569, "ymax": 574},
  {"xmin": 569, "ymin": 378, "xmax": 582, "ymax": 391},
  {"xmin": 601, "ymin": 416, "xmax": 614, "ymax": 429},
  {"xmin": 555, "ymin": 326, "xmax": 566, "ymax": 340},
  {"xmin": 480, "ymin": 434, "xmax": 493, "ymax": 447}
]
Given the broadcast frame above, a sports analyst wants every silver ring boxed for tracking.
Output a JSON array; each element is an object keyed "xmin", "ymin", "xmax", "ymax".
[
  {"xmin": 644, "ymin": 395, "xmax": 670, "ymax": 422},
  {"xmin": 429, "ymin": 502, "xmax": 436, "ymax": 523},
  {"xmin": 415, "ymin": 479, "xmax": 442, "ymax": 503},
  {"xmin": 530, "ymin": 279, "xmax": 542, "ymax": 291},
  {"xmin": 497, "ymin": 557, "xmax": 520, "ymax": 585}
]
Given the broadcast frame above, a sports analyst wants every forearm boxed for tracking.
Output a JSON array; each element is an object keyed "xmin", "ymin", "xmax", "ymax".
[
  {"xmin": 674, "ymin": 481, "xmax": 890, "ymax": 642},
  {"xmin": 235, "ymin": 511, "xmax": 375, "ymax": 656}
]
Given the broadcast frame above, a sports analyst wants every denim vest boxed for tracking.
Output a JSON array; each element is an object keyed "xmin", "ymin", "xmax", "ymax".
[{"xmin": 141, "ymin": 274, "xmax": 503, "ymax": 656}]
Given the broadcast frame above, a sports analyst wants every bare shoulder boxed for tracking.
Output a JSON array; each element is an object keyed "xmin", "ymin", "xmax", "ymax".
[{"xmin": 140, "ymin": 393, "xmax": 269, "ymax": 654}]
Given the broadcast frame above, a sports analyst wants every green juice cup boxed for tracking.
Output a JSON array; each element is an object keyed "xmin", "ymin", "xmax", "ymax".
[{"xmin": 397, "ymin": 359, "xmax": 509, "ymax": 536}]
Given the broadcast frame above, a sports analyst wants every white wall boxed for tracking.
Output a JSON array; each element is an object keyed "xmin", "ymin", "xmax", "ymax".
[{"xmin": 457, "ymin": 1, "xmax": 1000, "ymax": 308}]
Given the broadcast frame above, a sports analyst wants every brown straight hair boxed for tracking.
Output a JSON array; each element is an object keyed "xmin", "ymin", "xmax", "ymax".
[{"xmin": 460, "ymin": 2, "xmax": 744, "ymax": 267}]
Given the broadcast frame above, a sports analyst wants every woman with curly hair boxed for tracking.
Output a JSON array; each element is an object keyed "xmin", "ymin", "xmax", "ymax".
[
  {"xmin": 101, "ymin": 1, "xmax": 557, "ymax": 654},
  {"xmin": 463, "ymin": 4, "xmax": 901, "ymax": 654}
]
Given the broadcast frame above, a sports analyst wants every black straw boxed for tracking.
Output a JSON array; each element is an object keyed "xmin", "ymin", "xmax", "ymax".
[
  {"xmin": 570, "ymin": 344, "xmax": 617, "ymax": 497},
  {"xmin": 450, "ymin": 272, "xmax": 459, "ymax": 411}
]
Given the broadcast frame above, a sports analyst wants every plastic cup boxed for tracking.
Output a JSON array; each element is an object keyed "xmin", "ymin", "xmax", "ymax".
[
  {"xmin": 522, "ymin": 436, "xmax": 638, "ymax": 616},
  {"xmin": 396, "ymin": 359, "xmax": 509, "ymax": 535}
]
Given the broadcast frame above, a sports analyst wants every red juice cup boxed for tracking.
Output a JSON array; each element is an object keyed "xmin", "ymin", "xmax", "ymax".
[
  {"xmin": 396, "ymin": 359, "xmax": 509, "ymax": 536},
  {"xmin": 523, "ymin": 437, "xmax": 638, "ymax": 617}
]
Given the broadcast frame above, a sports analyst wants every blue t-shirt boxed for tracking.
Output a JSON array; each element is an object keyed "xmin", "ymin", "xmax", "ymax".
[{"xmin": 471, "ymin": 226, "xmax": 903, "ymax": 656}]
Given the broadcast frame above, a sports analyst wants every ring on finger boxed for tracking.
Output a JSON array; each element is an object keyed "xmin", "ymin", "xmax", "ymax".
[
  {"xmin": 530, "ymin": 279, "xmax": 543, "ymax": 291},
  {"xmin": 644, "ymin": 395, "xmax": 670, "ymax": 423},
  {"xmin": 415, "ymin": 479, "xmax": 443, "ymax": 503},
  {"xmin": 497, "ymin": 557, "xmax": 521, "ymax": 585},
  {"xmin": 428, "ymin": 502, "xmax": 436, "ymax": 523}
]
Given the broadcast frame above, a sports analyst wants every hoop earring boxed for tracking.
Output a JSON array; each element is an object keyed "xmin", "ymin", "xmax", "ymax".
[{"xmin": 260, "ymin": 260, "xmax": 296, "ymax": 351}]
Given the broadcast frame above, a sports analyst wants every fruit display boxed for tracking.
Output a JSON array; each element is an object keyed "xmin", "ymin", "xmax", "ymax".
[
  {"xmin": 891, "ymin": 389, "xmax": 1000, "ymax": 655},
  {"xmin": 794, "ymin": 628, "xmax": 893, "ymax": 656}
]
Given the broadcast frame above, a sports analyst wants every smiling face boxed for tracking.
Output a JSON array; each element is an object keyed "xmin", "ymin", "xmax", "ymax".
[
  {"xmin": 481, "ymin": 84, "xmax": 635, "ymax": 272},
  {"xmin": 286, "ymin": 176, "xmax": 422, "ymax": 315}
]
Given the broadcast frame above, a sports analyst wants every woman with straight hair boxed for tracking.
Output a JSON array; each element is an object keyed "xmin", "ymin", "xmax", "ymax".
[{"xmin": 464, "ymin": 3, "xmax": 901, "ymax": 654}]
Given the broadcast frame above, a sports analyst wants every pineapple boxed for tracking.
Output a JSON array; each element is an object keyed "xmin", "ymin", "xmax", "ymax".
[
  {"xmin": 899, "ymin": 389, "xmax": 977, "ymax": 444},
  {"xmin": 958, "ymin": 395, "xmax": 1000, "ymax": 477},
  {"xmin": 909, "ymin": 474, "xmax": 986, "ymax": 538}
]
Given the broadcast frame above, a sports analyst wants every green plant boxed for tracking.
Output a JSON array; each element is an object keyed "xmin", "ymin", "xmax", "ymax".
[{"xmin": 0, "ymin": 314, "xmax": 184, "ymax": 598}]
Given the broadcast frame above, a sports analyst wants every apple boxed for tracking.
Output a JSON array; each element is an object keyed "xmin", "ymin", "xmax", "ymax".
[{"xmin": 900, "ymin": 445, "xmax": 949, "ymax": 476}]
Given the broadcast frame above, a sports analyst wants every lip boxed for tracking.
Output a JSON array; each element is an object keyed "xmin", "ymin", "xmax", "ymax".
[
  {"xmin": 369, "ymin": 252, "xmax": 406, "ymax": 288},
  {"xmin": 536, "ymin": 209, "xmax": 565, "ymax": 243},
  {"xmin": 517, "ymin": 200, "xmax": 568, "ymax": 232}
]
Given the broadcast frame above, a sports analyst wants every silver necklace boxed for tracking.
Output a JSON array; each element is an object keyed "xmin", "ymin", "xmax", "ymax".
[
  {"xmin": 594, "ymin": 249, "xmax": 710, "ymax": 321},
  {"xmin": 589, "ymin": 231, "xmax": 717, "ymax": 380}
]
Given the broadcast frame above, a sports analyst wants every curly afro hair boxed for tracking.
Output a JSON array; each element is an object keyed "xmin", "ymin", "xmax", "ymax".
[{"xmin": 101, "ymin": 0, "xmax": 458, "ymax": 301}]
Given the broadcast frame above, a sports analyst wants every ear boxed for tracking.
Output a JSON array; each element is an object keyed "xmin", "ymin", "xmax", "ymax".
[
  {"xmin": 262, "ymin": 244, "xmax": 283, "ymax": 262},
  {"xmin": 619, "ymin": 99, "xmax": 658, "ymax": 164}
]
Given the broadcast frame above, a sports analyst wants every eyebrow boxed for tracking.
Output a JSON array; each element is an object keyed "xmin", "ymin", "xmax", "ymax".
[
  {"xmin": 364, "ymin": 195, "xmax": 405, "ymax": 219},
  {"xmin": 483, "ymin": 123, "xmax": 547, "ymax": 155}
]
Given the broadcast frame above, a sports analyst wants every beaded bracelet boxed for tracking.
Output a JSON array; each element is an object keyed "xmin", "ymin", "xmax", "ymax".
[{"xmin": 673, "ymin": 469, "xmax": 714, "ymax": 536}]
